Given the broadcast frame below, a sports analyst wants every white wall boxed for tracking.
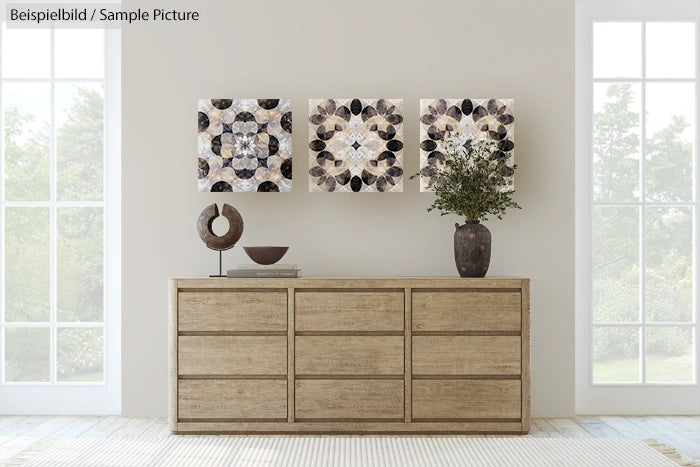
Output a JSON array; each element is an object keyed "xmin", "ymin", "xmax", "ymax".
[{"xmin": 122, "ymin": 0, "xmax": 575, "ymax": 417}]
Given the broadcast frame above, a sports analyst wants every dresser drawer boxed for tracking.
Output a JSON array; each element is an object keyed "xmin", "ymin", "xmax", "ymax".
[
  {"xmin": 295, "ymin": 291, "xmax": 403, "ymax": 331},
  {"xmin": 178, "ymin": 380, "xmax": 287, "ymax": 420},
  {"xmin": 178, "ymin": 336, "xmax": 287, "ymax": 375},
  {"xmin": 295, "ymin": 336, "xmax": 404, "ymax": 375},
  {"xmin": 412, "ymin": 380, "xmax": 521, "ymax": 420},
  {"xmin": 412, "ymin": 291, "xmax": 521, "ymax": 332},
  {"xmin": 413, "ymin": 336, "xmax": 521, "ymax": 375},
  {"xmin": 295, "ymin": 380, "xmax": 404, "ymax": 420},
  {"xmin": 178, "ymin": 291, "xmax": 287, "ymax": 332}
]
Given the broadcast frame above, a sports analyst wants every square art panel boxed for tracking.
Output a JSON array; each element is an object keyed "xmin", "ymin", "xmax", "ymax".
[
  {"xmin": 308, "ymin": 98, "xmax": 404, "ymax": 192},
  {"xmin": 419, "ymin": 98, "xmax": 515, "ymax": 192},
  {"xmin": 198, "ymin": 99, "xmax": 292, "ymax": 192}
]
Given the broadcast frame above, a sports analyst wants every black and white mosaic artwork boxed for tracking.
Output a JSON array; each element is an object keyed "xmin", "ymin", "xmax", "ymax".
[
  {"xmin": 419, "ymin": 98, "xmax": 515, "ymax": 192},
  {"xmin": 198, "ymin": 99, "xmax": 292, "ymax": 192},
  {"xmin": 308, "ymin": 99, "xmax": 404, "ymax": 192}
]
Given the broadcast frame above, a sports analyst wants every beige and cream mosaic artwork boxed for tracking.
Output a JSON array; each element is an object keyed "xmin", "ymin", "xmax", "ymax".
[
  {"xmin": 308, "ymin": 98, "xmax": 404, "ymax": 192},
  {"xmin": 419, "ymin": 98, "xmax": 515, "ymax": 192},
  {"xmin": 198, "ymin": 99, "xmax": 292, "ymax": 192}
]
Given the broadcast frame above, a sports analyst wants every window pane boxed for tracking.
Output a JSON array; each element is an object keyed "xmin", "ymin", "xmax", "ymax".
[
  {"xmin": 55, "ymin": 30, "xmax": 104, "ymax": 78},
  {"xmin": 645, "ymin": 83, "xmax": 695, "ymax": 202},
  {"xmin": 57, "ymin": 327, "xmax": 103, "ymax": 382},
  {"xmin": 645, "ymin": 207, "xmax": 693, "ymax": 323},
  {"xmin": 646, "ymin": 23, "xmax": 696, "ymax": 79},
  {"xmin": 57, "ymin": 207, "xmax": 103, "ymax": 322},
  {"xmin": 594, "ymin": 23, "xmax": 641, "ymax": 78},
  {"xmin": 646, "ymin": 327, "xmax": 693, "ymax": 383},
  {"xmin": 4, "ymin": 207, "xmax": 50, "ymax": 322},
  {"xmin": 56, "ymin": 84, "xmax": 104, "ymax": 201},
  {"xmin": 5, "ymin": 327, "xmax": 50, "ymax": 382},
  {"xmin": 593, "ymin": 83, "xmax": 641, "ymax": 202},
  {"xmin": 1, "ymin": 26, "xmax": 50, "ymax": 78},
  {"xmin": 593, "ymin": 326, "xmax": 640, "ymax": 383},
  {"xmin": 593, "ymin": 207, "xmax": 639, "ymax": 322},
  {"xmin": 3, "ymin": 83, "xmax": 51, "ymax": 201}
]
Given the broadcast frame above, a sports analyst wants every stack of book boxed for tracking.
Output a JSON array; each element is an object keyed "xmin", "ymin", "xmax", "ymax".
[{"xmin": 227, "ymin": 264, "xmax": 300, "ymax": 278}]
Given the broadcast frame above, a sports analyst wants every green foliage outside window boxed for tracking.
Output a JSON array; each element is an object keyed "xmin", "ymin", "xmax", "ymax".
[
  {"xmin": 593, "ymin": 84, "xmax": 693, "ymax": 366},
  {"xmin": 4, "ymin": 86, "xmax": 105, "ymax": 382}
]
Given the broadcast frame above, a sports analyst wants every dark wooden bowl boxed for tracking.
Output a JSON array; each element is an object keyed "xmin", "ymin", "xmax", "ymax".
[{"xmin": 243, "ymin": 246, "xmax": 289, "ymax": 265}]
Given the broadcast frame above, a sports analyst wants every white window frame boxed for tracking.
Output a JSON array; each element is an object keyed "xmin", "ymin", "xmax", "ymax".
[
  {"xmin": 0, "ymin": 10, "xmax": 121, "ymax": 414},
  {"xmin": 576, "ymin": 0, "xmax": 700, "ymax": 414}
]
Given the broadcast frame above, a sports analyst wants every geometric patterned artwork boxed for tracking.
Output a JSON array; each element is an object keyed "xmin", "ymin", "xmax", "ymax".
[
  {"xmin": 419, "ymin": 98, "xmax": 514, "ymax": 192},
  {"xmin": 308, "ymin": 98, "xmax": 403, "ymax": 192},
  {"xmin": 197, "ymin": 99, "xmax": 292, "ymax": 192}
]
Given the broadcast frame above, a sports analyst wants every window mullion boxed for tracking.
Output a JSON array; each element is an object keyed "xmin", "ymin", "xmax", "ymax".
[
  {"xmin": 101, "ymin": 29, "xmax": 108, "ymax": 384},
  {"xmin": 49, "ymin": 27, "xmax": 57, "ymax": 385},
  {"xmin": 588, "ymin": 17, "xmax": 596, "ymax": 388},
  {"xmin": 695, "ymin": 18, "xmax": 700, "ymax": 385},
  {"xmin": 594, "ymin": 322, "xmax": 697, "ymax": 327},
  {"xmin": 639, "ymin": 21, "xmax": 648, "ymax": 384},
  {"xmin": 593, "ymin": 77, "xmax": 695, "ymax": 84},
  {"xmin": 1, "ymin": 77, "xmax": 103, "ymax": 84},
  {"xmin": 0, "ymin": 18, "xmax": 5, "ymax": 385}
]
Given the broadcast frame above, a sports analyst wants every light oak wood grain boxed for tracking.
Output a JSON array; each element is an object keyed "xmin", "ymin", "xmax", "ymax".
[
  {"xmin": 412, "ymin": 380, "xmax": 521, "ymax": 419},
  {"xmin": 404, "ymin": 287, "xmax": 412, "ymax": 423},
  {"xmin": 174, "ymin": 420, "xmax": 524, "ymax": 434},
  {"xmin": 176, "ymin": 277, "xmax": 525, "ymax": 290},
  {"xmin": 287, "ymin": 287, "xmax": 295, "ymax": 423},
  {"xmin": 295, "ymin": 291, "xmax": 403, "ymax": 331},
  {"xmin": 413, "ymin": 336, "xmax": 521, "ymax": 375},
  {"xmin": 545, "ymin": 418, "xmax": 594, "ymax": 438},
  {"xmin": 170, "ymin": 277, "xmax": 531, "ymax": 434},
  {"xmin": 295, "ymin": 336, "xmax": 404, "ymax": 375},
  {"xmin": 295, "ymin": 380, "xmax": 404, "ymax": 420},
  {"xmin": 178, "ymin": 336, "xmax": 286, "ymax": 375},
  {"xmin": 178, "ymin": 380, "xmax": 287, "ymax": 419},
  {"xmin": 178, "ymin": 291, "xmax": 286, "ymax": 332},
  {"xmin": 168, "ymin": 280, "xmax": 178, "ymax": 432},
  {"xmin": 521, "ymin": 279, "xmax": 531, "ymax": 432},
  {"xmin": 412, "ymin": 291, "xmax": 521, "ymax": 331}
]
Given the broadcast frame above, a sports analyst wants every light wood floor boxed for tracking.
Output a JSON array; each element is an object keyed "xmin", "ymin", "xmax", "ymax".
[{"xmin": 0, "ymin": 416, "xmax": 699, "ymax": 464}]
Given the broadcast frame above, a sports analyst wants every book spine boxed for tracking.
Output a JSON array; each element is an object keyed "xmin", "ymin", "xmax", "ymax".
[
  {"xmin": 228, "ymin": 270, "xmax": 300, "ymax": 278},
  {"xmin": 237, "ymin": 264, "xmax": 298, "ymax": 270}
]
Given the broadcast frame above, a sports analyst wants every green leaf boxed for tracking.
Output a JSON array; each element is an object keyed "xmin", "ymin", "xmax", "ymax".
[{"xmin": 414, "ymin": 133, "xmax": 521, "ymax": 222}]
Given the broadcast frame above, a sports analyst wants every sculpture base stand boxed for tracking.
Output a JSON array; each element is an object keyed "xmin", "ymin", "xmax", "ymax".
[{"xmin": 210, "ymin": 250, "xmax": 226, "ymax": 278}]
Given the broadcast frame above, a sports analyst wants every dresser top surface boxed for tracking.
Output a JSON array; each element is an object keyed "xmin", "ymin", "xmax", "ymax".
[{"xmin": 171, "ymin": 277, "xmax": 529, "ymax": 289}]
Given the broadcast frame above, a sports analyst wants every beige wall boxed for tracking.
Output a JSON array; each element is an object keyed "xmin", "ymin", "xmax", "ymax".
[{"xmin": 122, "ymin": 0, "xmax": 574, "ymax": 417}]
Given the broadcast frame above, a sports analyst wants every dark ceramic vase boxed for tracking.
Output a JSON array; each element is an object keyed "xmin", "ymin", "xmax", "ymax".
[{"xmin": 454, "ymin": 221, "xmax": 491, "ymax": 278}]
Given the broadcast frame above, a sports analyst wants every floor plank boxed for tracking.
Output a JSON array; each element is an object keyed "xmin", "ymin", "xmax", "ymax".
[
  {"xmin": 109, "ymin": 418, "xmax": 158, "ymax": 438},
  {"xmin": 680, "ymin": 416, "xmax": 700, "ymax": 432},
  {"xmin": 658, "ymin": 415, "xmax": 700, "ymax": 435},
  {"xmin": 140, "ymin": 419, "xmax": 171, "ymax": 438},
  {"xmin": 596, "ymin": 416, "xmax": 653, "ymax": 438},
  {"xmin": 626, "ymin": 416, "xmax": 700, "ymax": 460},
  {"xmin": 0, "ymin": 416, "xmax": 23, "ymax": 432},
  {"xmin": 529, "ymin": 419, "xmax": 562, "ymax": 438},
  {"xmin": 53, "ymin": 416, "xmax": 105, "ymax": 438},
  {"xmin": 573, "ymin": 416, "xmax": 624, "ymax": 438},
  {"xmin": 79, "ymin": 416, "xmax": 130, "ymax": 438},
  {"xmin": 544, "ymin": 418, "xmax": 594, "ymax": 437},
  {"xmin": 0, "ymin": 416, "xmax": 51, "ymax": 439}
]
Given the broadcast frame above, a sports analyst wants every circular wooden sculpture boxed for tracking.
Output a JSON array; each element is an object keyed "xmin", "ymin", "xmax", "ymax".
[
  {"xmin": 197, "ymin": 203, "xmax": 244, "ymax": 277},
  {"xmin": 197, "ymin": 203, "xmax": 244, "ymax": 251}
]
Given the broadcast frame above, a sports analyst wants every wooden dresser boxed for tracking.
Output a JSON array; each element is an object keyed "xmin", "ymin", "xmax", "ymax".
[{"xmin": 169, "ymin": 277, "xmax": 530, "ymax": 434}]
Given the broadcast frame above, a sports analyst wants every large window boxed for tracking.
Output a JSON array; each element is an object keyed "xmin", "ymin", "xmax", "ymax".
[
  {"xmin": 0, "ymin": 19, "xmax": 120, "ymax": 413},
  {"xmin": 576, "ymin": 1, "xmax": 700, "ymax": 414}
]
